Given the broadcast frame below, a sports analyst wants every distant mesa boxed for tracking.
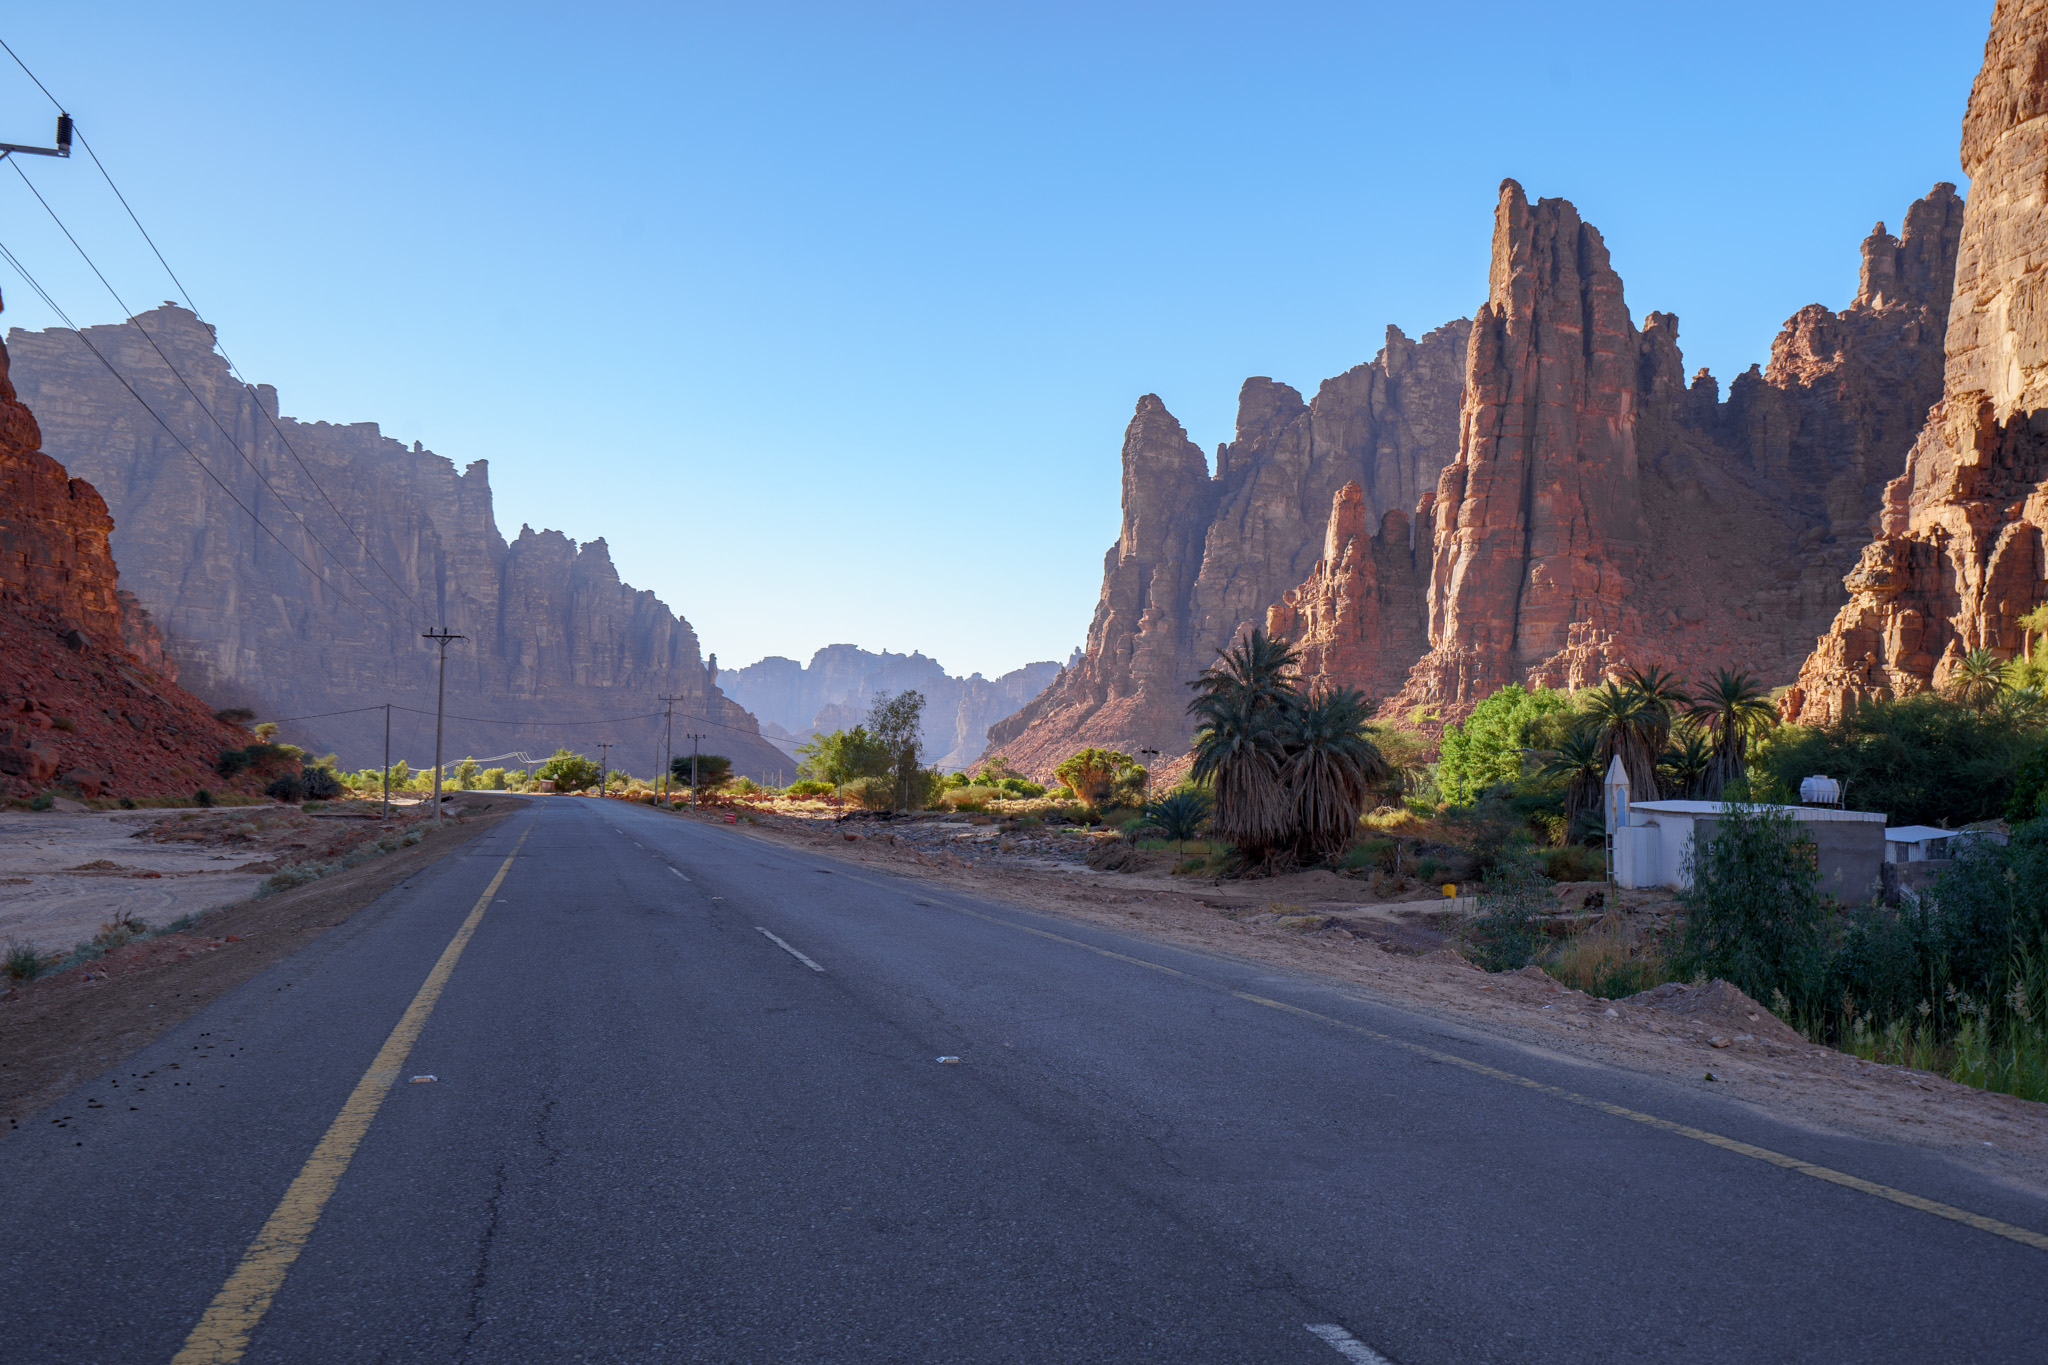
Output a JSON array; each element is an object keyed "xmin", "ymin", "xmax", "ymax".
[{"xmin": 723, "ymin": 645, "xmax": 1061, "ymax": 772}]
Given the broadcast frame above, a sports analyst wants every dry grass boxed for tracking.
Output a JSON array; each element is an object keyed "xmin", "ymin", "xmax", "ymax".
[{"xmin": 1544, "ymin": 914, "xmax": 1676, "ymax": 999}]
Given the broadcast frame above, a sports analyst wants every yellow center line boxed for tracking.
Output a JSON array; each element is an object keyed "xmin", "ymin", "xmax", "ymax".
[{"xmin": 171, "ymin": 827, "xmax": 533, "ymax": 1364}]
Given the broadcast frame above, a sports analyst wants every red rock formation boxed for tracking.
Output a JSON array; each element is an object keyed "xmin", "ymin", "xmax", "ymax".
[
  {"xmin": 1263, "ymin": 482, "xmax": 1427, "ymax": 703},
  {"xmin": 988, "ymin": 322, "xmax": 1471, "ymax": 779},
  {"xmin": 1785, "ymin": 1, "xmax": 2048, "ymax": 724},
  {"xmin": 0, "ymin": 296, "xmax": 259, "ymax": 798}
]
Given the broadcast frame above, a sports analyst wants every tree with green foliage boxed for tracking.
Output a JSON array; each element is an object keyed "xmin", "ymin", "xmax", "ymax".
[
  {"xmin": 536, "ymin": 747, "xmax": 602, "ymax": 792},
  {"xmin": 796, "ymin": 726, "xmax": 891, "ymax": 785},
  {"xmin": 1054, "ymin": 747, "xmax": 1144, "ymax": 805},
  {"xmin": 454, "ymin": 757, "xmax": 481, "ymax": 790},
  {"xmin": 670, "ymin": 753, "xmax": 733, "ymax": 791},
  {"xmin": 1436, "ymin": 684, "xmax": 1572, "ymax": 804},
  {"xmin": 866, "ymin": 690, "xmax": 934, "ymax": 810},
  {"xmin": 1658, "ymin": 725, "xmax": 1714, "ymax": 798},
  {"xmin": 481, "ymin": 767, "xmax": 508, "ymax": 791},
  {"xmin": 1756, "ymin": 692, "xmax": 2039, "ymax": 825}
]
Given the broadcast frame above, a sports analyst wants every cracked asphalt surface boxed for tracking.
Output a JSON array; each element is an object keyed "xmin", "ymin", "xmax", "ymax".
[{"xmin": 3, "ymin": 795, "xmax": 2046, "ymax": 1363}]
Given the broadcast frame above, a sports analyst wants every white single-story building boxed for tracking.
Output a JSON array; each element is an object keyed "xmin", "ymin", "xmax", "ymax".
[
  {"xmin": 1884, "ymin": 826, "xmax": 1954, "ymax": 864},
  {"xmin": 1612, "ymin": 800, "xmax": 1887, "ymax": 892}
]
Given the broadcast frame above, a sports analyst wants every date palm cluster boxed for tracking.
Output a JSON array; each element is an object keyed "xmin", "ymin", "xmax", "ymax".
[
  {"xmin": 1185, "ymin": 629, "xmax": 1390, "ymax": 868},
  {"xmin": 1542, "ymin": 665, "xmax": 1777, "ymax": 832}
]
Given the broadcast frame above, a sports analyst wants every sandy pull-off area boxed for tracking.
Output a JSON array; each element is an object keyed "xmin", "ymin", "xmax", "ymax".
[{"xmin": 0, "ymin": 809, "xmax": 269, "ymax": 953}]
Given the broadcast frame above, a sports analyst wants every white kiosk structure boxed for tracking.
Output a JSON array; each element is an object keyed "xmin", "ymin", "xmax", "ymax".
[{"xmin": 1604, "ymin": 763, "xmax": 1886, "ymax": 895}]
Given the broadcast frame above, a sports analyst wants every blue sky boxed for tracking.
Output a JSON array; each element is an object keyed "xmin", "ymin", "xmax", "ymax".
[{"xmin": 0, "ymin": 1, "xmax": 1990, "ymax": 679}]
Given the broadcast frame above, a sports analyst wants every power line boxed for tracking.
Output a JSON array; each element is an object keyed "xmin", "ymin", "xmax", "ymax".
[
  {"xmin": 7, "ymin": 157, "xmax": 417, "ymax": 627},
  {"xmin": 0, "ymin": 236, "xmax": 389, "ymax": 625},
  {"xmin": 0, "ymin": 34, "xmax": 425, "ymax": 615}
]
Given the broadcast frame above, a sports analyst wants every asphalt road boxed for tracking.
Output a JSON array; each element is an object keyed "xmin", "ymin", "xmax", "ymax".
[{"xmin": 4, "ymin": 795, "xmax": 2046, "ymax": 1363}]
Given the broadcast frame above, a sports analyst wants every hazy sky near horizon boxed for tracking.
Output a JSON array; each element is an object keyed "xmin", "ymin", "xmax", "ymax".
[{"xmin": 0, "ymin": 1, "xmax": 1990, "ymax": 680}]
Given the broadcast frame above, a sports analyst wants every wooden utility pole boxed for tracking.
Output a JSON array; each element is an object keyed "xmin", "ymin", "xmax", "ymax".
[
  {"xmin": 423, "ymin": 628, "xmax": 466, "ymax": 822},
  {"xmin": 596, "ymin": 741, "xmax": 615, "ymax": 798},
  {"xmin": 658, "ymin": 694, "xmax": 687, "ymax": 802},
  {"xmin": 382, "ymin": 703, "xmax": 392, "ymax": 819}
]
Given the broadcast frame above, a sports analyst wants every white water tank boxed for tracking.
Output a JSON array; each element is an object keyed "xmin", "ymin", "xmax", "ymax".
[{"xmin": 1799, "ymin": 774, "xmax": 1842, "ymax": 806}]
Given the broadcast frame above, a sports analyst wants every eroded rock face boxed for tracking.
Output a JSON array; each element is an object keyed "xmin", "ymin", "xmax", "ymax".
[
  {"xmin": 1379, "ymin": 177, "xmax": 1962, "ymax": 721},
  {"xmin": 8, "ymin": 306, "xmax": 784, "ymax": 777},
  {"xmin": 0, "ymin": 298, "xmax": 257, "ymax": 798},
  {"xmin": 1264, "ymin": 482, "xmax": 1427, "ymax": 703},
  {"xmin": 1786, "ymin": 0, "xmax": 2048, "ymax": 725},
  {"xmin": 988, "ymin": 323, "xmax": 1471, "ymax": 779}
]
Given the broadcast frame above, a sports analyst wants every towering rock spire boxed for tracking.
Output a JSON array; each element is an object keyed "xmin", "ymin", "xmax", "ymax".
[
  {"xmin": 1400, "ymin": 181, "xmax": 1647, "ymax": 708},
  {"xmin": 1785, "ymin": 0, "xmax": 2048, "ymax": 723}
]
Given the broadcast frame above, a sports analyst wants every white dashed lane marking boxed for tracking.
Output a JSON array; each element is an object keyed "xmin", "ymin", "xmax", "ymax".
[
  {"xmin": 1307, "ymin": 1323, "xmax": 1395, "ymax": 1364},
  {"xmin": 755, "ymin": 927, "xmax": 825, "ymax": 972}
]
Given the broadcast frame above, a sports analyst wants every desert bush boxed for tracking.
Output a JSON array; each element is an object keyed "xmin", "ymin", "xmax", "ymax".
[
  {"xmin": 28, "ymin": 792, "xmax": 54, "ymax": 811},
  {"xmin": 1460, "ymin": 845, "xmax": 1551, "ymax": 972},
  {"xmin": 5, "ymin": 939, "xmax": 53, "ymax": 984},
  {"xmin": 838, "ymin": 775, "xmax": 896, "ymax": 810},
  {"xmin": 1545, "ymin": 917, "xmax": 1673, "ymax": 999},
  {"xmin": 1542, "ymin": 844, "xmax": 1604, "ymax": 881},
  {"xmin": 1055, "ymin": 748, "xmax": 1146, "ymax": 806},
  {"xmin": 785, "ymin": 778, "xmax": 835, "ymax": 798},
  {"xmin": 216, "ymin": 741, "xmax": 302, "ymax": 780}
]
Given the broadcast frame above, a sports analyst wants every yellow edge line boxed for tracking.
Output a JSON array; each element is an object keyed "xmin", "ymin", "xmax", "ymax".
[
  {"xmin": 1228, "ymin": 991, "xmax": 2048, "ymax": 1254},
  {"xmin": 171, "ymin": 827, "xmax": 533, "ymax": 1364}
]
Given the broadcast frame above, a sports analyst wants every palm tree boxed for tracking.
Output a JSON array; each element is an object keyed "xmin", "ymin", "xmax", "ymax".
[
  {"xmin": 1143, "ymin": 788, "xmax": 1213, "ymax": 858},
  {"xmin": 1278, "ymin": 687, "xmax": 1389, "ymax": 862},
  {"xmin": 1188, "ymin": 626, "xmax": 1301, "ymax": 718},
  {"xmin": 1537, "ymin": 726, "xmax": 1607, "ymax": 836},
  {"xmin": 1688, "ymin": 667, "xmax": 1776, "ymax": 797},
  {"xmin": 1623, "ymin": 664, "xmax": 1690, "ymax": 760},
  {"xmin": 1579, "ymin": 681, "xmax": 1657, "ymax": 802},
  {"xmin": 1189, "ymin": 683, "xmax": 1290, "ymax": 865},
  {"xmin": 1947, "ymin": 647, "xmax": 2009, "ymax": 713},
  {"xmin": 1659, "ymin": 725, "xmax": 1715, "ymax": 798}
]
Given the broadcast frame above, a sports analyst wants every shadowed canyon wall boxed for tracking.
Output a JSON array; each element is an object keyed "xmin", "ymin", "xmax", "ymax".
[
  {"xmin": 7, "ymin": 306, "xmax": 784, "ymax": 778},
  {"xmin": 1788, "ymin": 0, "xmax": 2048, "ymax": 724}
]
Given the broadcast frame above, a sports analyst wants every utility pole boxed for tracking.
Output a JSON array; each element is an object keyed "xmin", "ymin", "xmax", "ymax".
[
  {"xmin": 596, "ymin": 741, "xmax": 615, "ymax": 798},
  {"xmin": 0, "ymin": 113, "xmax": 72, "ymax": 162},
  {"xmin": 658, "ymin": 694, "xmax": 687, "ymax": 803},
  {"xmin": 382, "ymin": 703, "xmax": 392, "ymax": 820},
  {"xmin": 683, "ymin": 732, "xmax": 707, "ymax": 804},
  {"xmin": 423, "ymin": 628, "xmax": 466, "ymax": 823},
  {"xmin": 1138, "ymin": 747, "xmax": 1160, "ymax": 800}
]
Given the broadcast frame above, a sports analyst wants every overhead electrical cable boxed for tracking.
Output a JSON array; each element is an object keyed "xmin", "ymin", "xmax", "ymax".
[
  {"xmin": 7, "ymin": 158, "xmax": 417, "ymax": 627},
  {"xmin": 0, "ymin": 236, "xmax": 386, "ymax": 625},
  {"xmin": 0, "ymin": 34, "xmax": 426, "ymax": 614}
]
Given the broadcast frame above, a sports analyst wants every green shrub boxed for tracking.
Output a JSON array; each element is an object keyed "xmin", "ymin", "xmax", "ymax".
[
  {"xmin": 839, "ymin": 775, "xmax": 896, "ymax": 810},
  {"xmin": 1674, "ymin": 802, "xmax": 1826, "ymax": 1015},
  {"xmin": 481, "ymin": 767, "xmax": 508, "ymax": 790},
  {"xmin": 28, "ymin": 792, "xmax": 53, "ymax": 812},
  {"xmin": 537, "ymin": 748, "xmax": 604, "ymax": 792},
  {"xmin": 1542, "ymin": 844, "xmax": 1604, "ymax": 881},
  {"xmin": 785, "ymin": 778, "xmax": 835, "ymax": 798}
]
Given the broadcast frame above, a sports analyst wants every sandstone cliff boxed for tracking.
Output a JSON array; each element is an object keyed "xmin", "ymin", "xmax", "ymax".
[
  {"xmin": 7, "ymin": 306, "xmax": 783, "ymax": 779},
  {"xmin": 1787, "ymin": 0, "xmax": 2048, "ymax": 724},
  {"xmin": 722, "ymin": 644, "xmax": 1061, "ymax": 772},
  {"xmin": 1271, "ymin": 179, "xmax": 1961, "ymax": 720},
  {"xmin": 987, "ymin": 322, "xmax": 1471, "ymax": 778},
  {"xmin": 0, "ymin": 298, "xmax": 262, "ymax": 798}
]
